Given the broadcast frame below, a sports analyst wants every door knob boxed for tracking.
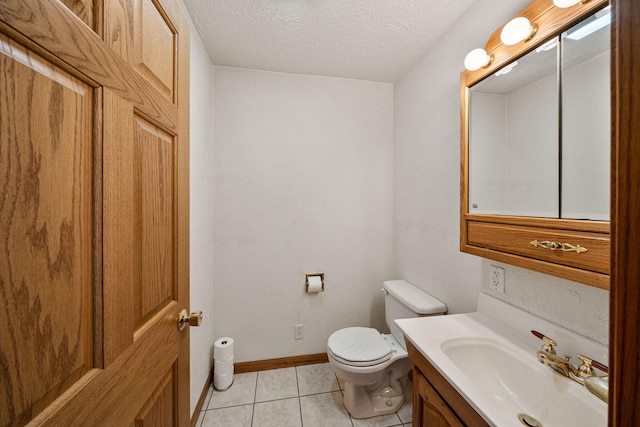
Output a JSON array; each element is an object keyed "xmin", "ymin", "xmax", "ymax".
[{"xmin": 178, "ymin": 309, "xmax": 203, "ymax": 331}]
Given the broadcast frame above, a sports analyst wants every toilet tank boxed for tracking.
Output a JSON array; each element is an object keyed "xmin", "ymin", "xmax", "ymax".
[{"xmin": 382, "ymin": 280, "xmax": 447, "ymax": 348}]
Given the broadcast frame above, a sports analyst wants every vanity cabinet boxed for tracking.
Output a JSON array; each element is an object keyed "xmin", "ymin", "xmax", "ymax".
[
  {"xmin": 407, "ymin": 341, "xmax": 489, "ymax": 427},
  {"xmin": 460, "ymin": 0, "xmax": 611, "ymax": 289}
]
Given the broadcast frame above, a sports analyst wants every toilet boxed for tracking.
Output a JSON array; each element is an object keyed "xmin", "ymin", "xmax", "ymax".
[{"xmin": 327, "ymin": 280, "xmax": 446, "ymax": 419}]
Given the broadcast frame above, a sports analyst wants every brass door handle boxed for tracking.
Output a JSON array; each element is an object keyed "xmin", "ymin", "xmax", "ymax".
[{"xmin": 178, "ymin": 309, "xmax": 203, "ymax": 331}]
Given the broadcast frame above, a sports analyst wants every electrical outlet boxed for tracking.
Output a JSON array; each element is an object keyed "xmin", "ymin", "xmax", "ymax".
[
  {"xmin": 294, "ymin": 324, "xmax": 304, "ymax": 340},
  {"xmin": 489, "ymin": 266, "xmax": 505, "ymax": 293}
]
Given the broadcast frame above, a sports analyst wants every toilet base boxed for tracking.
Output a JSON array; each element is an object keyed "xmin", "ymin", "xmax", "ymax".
[{"xmin": 342, "ymin": 358, "xmax": 410, "ymax": 419}]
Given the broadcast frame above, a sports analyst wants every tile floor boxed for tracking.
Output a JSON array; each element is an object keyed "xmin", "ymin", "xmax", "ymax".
[{"xmin": 195, "ymin": 363, "xmax": 413, "ymax": 427}]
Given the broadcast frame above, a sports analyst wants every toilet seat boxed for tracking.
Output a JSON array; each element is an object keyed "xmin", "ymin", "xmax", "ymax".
[{"xmin": 327, "ymin": 327, "xmax": 391, "ymax": 367}]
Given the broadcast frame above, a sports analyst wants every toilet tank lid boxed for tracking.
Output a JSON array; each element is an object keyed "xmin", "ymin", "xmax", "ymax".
[{"xmin": 383, "ymin": 280, "xmax": 447, "ymax": 315}]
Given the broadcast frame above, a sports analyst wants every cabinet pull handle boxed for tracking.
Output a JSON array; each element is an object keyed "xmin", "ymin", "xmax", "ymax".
[{"xmin": 530, "ymin": 240, "xmax": 588, "ymax": 254}]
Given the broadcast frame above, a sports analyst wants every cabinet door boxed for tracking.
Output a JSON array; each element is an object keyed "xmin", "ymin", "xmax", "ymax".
[{"xmin": 415, "ymin": 370, "xmax": 465, "ymax": 427}]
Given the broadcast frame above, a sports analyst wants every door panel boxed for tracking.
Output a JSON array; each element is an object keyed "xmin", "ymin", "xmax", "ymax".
[
  {"xmin": 105, "ymin": 0, "xmax": 177, "ymax": 101},
  {"xmin": 0, "ymin": 35, "xmax": 94, "ymax": 424},
  {"xmin": 133, "ymin": 115, "xmax": 175, "ymax": 327},
  {"xmin": 102, "ymin": 88, "xmax": 135, "ymax": 366},
  {"xmin": 133, "ymin": 0, "xmax": 176, "ymax": 101},
  {"xmin": 135, "ymin": 366, "xmax": 177, "ymax": 427}
]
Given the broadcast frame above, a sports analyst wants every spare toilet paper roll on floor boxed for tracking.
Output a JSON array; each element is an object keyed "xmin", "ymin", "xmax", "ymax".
[
  {"xmin": 214, "ymin": 357, "xmax": 234, "ymax": 374},
  {"xmin": 214, "ymin": 337, "xmax": 234, "ymax": 361},
  {"xmin": 307, "ymin": 275, "xmax": 323, "ymax": 293},
  {"xmin": 213, "ymin": 371, "xmax": 233, "ymax": 391},
  {"xmin": 214, "ymin": 337, "xmax": 234, "ymax": 390},
  {"xmin": 213, "ymin": 357, "xmax": 234, "ymax": 390}
]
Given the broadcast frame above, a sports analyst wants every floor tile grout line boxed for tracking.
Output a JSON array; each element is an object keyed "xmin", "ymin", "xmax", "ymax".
[
  {"xmin": 207, "ymin": 390, "xmax": 339, "ymax": 411},
  {"xmin": 253, "ymin": 371, "xmax": 259, "ymax": 404},
  {"xmin": 202, "ymin": 402, "xmax": 255, "ymax": 411},
  {"xmin": 250, "ymin": 371, "xmax": 259, "ymax": 426},
  {"xmin": 295, "ymin": 366, "xmax": 304, "ymax": 426}
]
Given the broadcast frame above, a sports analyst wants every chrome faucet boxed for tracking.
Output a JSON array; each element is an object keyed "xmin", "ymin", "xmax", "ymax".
[{"xmin": 531, "ymin": 330, "xmax": 609, "ymax": 402}]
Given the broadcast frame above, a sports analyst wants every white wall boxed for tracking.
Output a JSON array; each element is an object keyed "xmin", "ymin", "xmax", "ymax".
[
  {"xmin": 393, "ymin": 0, "xmax": 609, "ymax": 343},
  {"xmin": 182, "ymin": 2, "xmax": 216, "ymax": 416},
  {"xmin": 212, "ymin": 67, "xmax": 394, "ymax": 362},
  {"xmin": 481, "ymin": 260, "xmax": 609, "ymax": 344}
]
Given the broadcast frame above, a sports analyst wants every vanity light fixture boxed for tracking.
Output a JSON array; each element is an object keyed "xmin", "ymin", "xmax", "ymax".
[
  {"xmin": 464, "ymin": 48, "xmax": 493, "ymax": 71},
  {"xmin": 500, "ymin": 17, "xmax": 538, "ymax": 46},
  {"xmin": 553, "ymin": 0, "xmax": 591, "ymax": 8}
]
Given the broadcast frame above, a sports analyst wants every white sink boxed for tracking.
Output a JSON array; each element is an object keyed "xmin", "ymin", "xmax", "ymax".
[{"xmin": 395, "ymin": 294, "xmax": 607, "ymax": 427}]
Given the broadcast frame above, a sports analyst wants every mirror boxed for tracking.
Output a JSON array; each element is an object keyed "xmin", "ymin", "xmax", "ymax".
[
  {"xmin": 469, "ymin": 41, "xmax": 559, "ymax": 217},
  {"xmin": 561, "ymin": 7, "xmax": 611, "ymax": 221},
  {"xmin": 467, "ymin": 6, "xmax": 610, "ymax": 221}
]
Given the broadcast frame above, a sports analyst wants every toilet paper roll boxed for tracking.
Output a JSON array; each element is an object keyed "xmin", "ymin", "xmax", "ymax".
[
  {"xmin": 214, "ymin": 372, "xmax": 233, "ymax": 391},
  {"xmin": 307, "ymin": 275, "xmax": 323, "ymax": 293},
  {"xmin": 214, "ymin": 357, "xmax": 234, "ymax": 376},
  {"xmin": 214, "ymin": 337, "xmax": 234, "ymax": 361}
]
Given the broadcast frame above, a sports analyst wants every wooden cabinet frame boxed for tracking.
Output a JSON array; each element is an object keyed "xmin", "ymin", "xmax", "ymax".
[{"xmin": 460, "ymin": 0, "xmax": 611, "ymax": 289}]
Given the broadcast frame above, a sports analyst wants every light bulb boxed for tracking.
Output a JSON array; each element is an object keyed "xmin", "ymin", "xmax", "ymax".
[
  {"xmin": 464, "ymin": 48, "xmax": 492, "ymax": 71},
  {"xmin": 501, "ymin": 17, "xmax": 537, "ymax": 46}
]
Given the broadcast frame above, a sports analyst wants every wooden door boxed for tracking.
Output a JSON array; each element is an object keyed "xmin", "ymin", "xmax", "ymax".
[{"xmin": 0, "ymin": 0, "xmax": 190, "ymax": 425}]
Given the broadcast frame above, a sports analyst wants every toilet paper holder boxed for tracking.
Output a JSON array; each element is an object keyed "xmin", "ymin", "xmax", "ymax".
[{"xmin": 305, "ymin": 272, "xmax": 325, "ymax": 293}]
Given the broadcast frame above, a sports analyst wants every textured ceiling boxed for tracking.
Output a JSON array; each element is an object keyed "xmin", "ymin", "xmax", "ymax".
[{"xmin": 184, "ymin": 0, "xmax": 474, "ymax": 82}]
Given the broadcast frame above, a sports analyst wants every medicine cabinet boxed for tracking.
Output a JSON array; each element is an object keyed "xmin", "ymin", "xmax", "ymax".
[{"xmin": 460, "ymin": 0, "xmax": 611, "ymax": 289}]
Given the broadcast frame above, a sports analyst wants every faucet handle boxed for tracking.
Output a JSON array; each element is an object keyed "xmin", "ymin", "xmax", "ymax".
[
  {"xmin": 531, "ymin": 330, "xmax": 557, "ymax": 354},
  {"xmin": 577, "ymin": 354, "xmax": 609, "ymax": 378},
  {"xmin": 577, "ymin": 354, "xmax": 595, "ymax": 378}
]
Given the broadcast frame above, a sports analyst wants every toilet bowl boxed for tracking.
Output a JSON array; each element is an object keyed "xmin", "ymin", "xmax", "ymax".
[{"xmin": 327, "ymin": 280, "xmax": 446, "ymax": 419}]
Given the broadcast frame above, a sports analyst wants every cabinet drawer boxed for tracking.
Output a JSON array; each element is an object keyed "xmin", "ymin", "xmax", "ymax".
[{"xmin": 467, "ymin": 221, "xmax": 609, "ymax": 274}]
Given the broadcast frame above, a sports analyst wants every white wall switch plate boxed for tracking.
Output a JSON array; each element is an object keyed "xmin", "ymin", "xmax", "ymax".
[{"xmin": 294, "ymin": 324, "xmax": 303, "ymax": 340}]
